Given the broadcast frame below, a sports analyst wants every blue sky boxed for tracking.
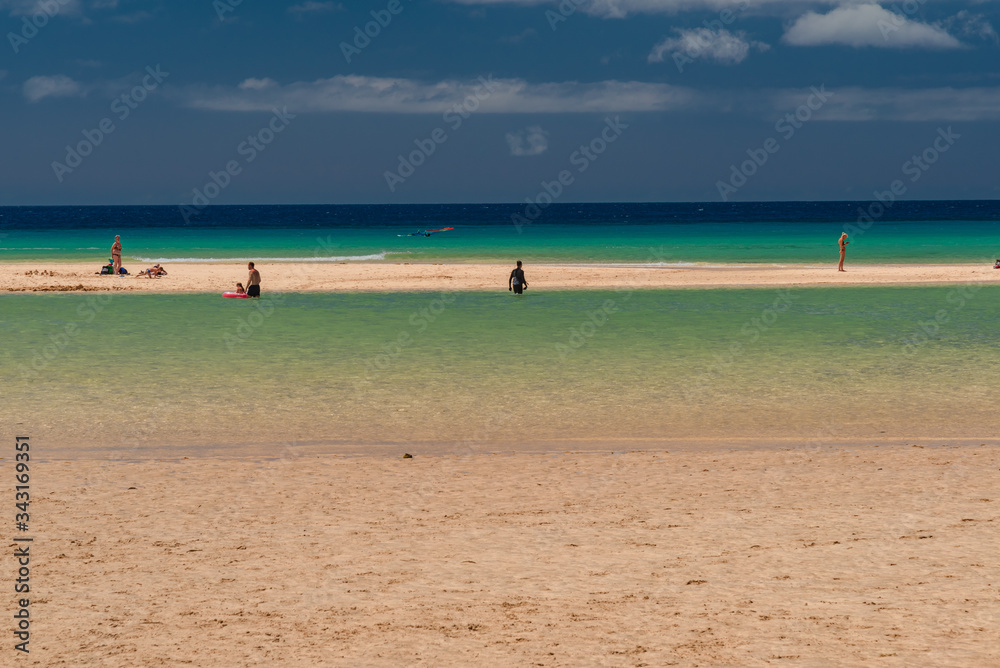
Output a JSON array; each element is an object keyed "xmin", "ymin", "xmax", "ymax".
[{"xmin": 2, "ymin": 0, "xmax": 999, "ymax": 204}]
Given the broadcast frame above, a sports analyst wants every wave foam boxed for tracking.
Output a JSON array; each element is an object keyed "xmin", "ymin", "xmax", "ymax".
[{"xmin": 133, "ymin": 252, "xmax": 395, "ymax": 263}]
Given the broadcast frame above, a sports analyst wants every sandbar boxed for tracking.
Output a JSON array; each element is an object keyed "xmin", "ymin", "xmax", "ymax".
[{"xmin": 3, "ymin": 261, "xmax": 1000, "ymax": 292}]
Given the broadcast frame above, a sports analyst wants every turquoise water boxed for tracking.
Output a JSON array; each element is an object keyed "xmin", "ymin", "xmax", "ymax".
[
  {"xmin": 5, "ymin": 287, "xmax": 999, "ymax": 456},
  {"xmin": 4, "ymin": 220, "xmax": 1000, "ymax": 265}
]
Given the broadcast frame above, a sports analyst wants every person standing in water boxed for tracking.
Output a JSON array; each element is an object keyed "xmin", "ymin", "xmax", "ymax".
[
  {"xmin": 838, "ymin": 232, "xmax": 849, "ymax": 272},
  {"xmin": 111, "ymin": 235, "xmax": 122, "ymax": 275},
  {"xmin": 246, "ymin": 262, "xmax": 261, "ymax": 297},
  {"xmin": 509, "ymin": 260, "xmax": 527, "ymax": 295}
]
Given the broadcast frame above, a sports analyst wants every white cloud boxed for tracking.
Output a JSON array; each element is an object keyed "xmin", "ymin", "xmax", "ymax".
[
  {"xmin": 648, "ymin": 28, "xmax": 769, "ymax": 65},
  {"xmin": 506, "ymin": 126, "xmax": 549, "ymax": 156},
  {"xmin": 23, "ymin": 74, "xmax": 83, "ymax": 102},
  {"xmin": 783, "ymin": 4, "xmax": 963, "ymax": 49},
  {"xmin": 238, "ymin": 77, "xmax": 278, "ymax": 90},
  {"xmin": 182, "ymin": 75, "xmax": 697, "ymax": 114},
  {"xmin": 287, "ymin": 1, "xmax": 341, "ymax": 15}
]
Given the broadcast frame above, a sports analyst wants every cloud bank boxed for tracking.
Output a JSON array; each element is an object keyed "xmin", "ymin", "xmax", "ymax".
[
  {"xmin": 176, "ymin": 74, "xmax": 1000, "ymax": 122},
  {"xmin": 182, "ymin": 75, "xmax": 698, "ymax": 114}
]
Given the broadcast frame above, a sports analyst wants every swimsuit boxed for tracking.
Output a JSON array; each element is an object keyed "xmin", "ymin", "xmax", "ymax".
[{"xmin": 510, "ymin": 268, "xmax": 525, "ymax": 294}]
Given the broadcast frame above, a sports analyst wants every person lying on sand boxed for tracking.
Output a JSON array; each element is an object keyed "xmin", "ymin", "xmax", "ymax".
[{"xmin": 137, "ymin": 264, "xmax": 167, "ymax": 278}]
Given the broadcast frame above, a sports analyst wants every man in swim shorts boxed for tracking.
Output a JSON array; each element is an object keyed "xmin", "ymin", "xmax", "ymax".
[
  {"xmin": 111, "ymin": 235, "xmax": 122, "ymax": 275},
  {"xmin": 508, "ymin": 260, "xmax": 527, "ymax": 295},
  {"xmin": 246, "ymin": 262, "xmax": 261, "ymax": 297}
]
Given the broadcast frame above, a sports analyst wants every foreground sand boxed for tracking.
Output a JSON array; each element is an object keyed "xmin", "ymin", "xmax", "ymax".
[
  {"xmin": 21, "ymin": 444, "xmax": 1000, "ymax": 666},
  {"xmin": 4, "ymin": 261, "xmax": 1000, "ymax": 292}
]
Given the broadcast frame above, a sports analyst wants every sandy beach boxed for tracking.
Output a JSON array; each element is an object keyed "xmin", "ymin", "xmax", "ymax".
[
  {"xmin": 4, "ymin": 261, "xmax": 1000, "ymax": 292},
  {"xmin": 19, "ymin": 444, "xmax": 999, "ymax": 666},
  {"xmin": 8, "ymin": 255, "xmax": 1000, "ymax": 665},
  {"xmin": 6, "ymin": 0, "xmax": 1000, "ymax": 662}
]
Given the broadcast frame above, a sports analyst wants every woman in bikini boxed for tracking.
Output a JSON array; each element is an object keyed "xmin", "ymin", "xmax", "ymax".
[
  {"xmin": 111, "ymin": 235, "xmax": 122, "ymax": 275},
  {"xmin": 838, "ymin": 232, "xmax": 848, "ymax": 272}
]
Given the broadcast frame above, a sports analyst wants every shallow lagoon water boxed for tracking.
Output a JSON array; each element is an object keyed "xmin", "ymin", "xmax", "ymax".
[{"xmin": 5, "ymin": 286, "xmax": 998, "ymax": 457}]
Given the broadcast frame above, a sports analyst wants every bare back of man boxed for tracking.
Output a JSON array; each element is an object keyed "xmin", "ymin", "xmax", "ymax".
[{"xmin": 247, "ymin": 262, "xmax": 262, "ymax": 297}]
